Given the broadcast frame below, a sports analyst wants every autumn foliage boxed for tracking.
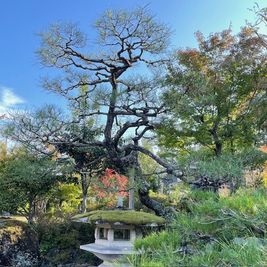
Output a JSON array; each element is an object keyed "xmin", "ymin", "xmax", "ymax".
[{"xmin": 93, "ymin": 168, "xmax": 128, "ymax": 199}]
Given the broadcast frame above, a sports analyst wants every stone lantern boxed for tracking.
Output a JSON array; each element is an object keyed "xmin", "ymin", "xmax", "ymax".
[{"xmin": 73, "ymin": 210, "xmax": 165, "ymax": 267}]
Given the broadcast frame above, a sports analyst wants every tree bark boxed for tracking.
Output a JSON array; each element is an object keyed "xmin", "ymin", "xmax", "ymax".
[
  {"xmin": 81, "ymin": 173, "xmax": 89, "ymax": 213},
  {"xmin": 127, "ymin": 154, "xmax": 168, "ymax": 217},
  {"xmin": 138, "ymin": 187, "xmax": 167, "ymax": 217},
  {"xmin": 210, "ymin": 127, "xmax": 222, "ymax": 157},
  {"xmin": 81, "ymin": 192, "xmax": 87, "ymax": 213},
  {"xmin": 28, "ymin": 198, "xmax": 35, "ymax": 224},
  {"xmin": 215, "ymin": 141, "xmax": 222, "ymax": 157},
  {"xmin": 128, "ymin": 188, "xmax": 135, "ymax": 210}
]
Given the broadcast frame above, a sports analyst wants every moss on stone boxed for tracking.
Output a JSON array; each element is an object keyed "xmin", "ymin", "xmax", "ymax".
[{"xmin": 73, "ymin": 210, "xmax": 165, "ymax": 225}]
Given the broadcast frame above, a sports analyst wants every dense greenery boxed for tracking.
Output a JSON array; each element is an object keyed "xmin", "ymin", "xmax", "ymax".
[
  {"xmin": 158, "ymin": 27, "xmax": 267, "ymax": 156},
  {"xmin": 177, "ymin": 148, "xmax": 267, "ymax": 190},
  {"xmin": 0, "ymin": 216, "xmax": 39, "ymax": 267},
  {"xmin": 0, "ymin": 149, "xmax": 74, "ymax": 223},
  {"xmin": 36, "ymin": 218, "xmax": 99, "ymax": 266},
  {"xmin": 0, "ymin": 216, "xmax": 100, "ymax": 267},
  {"xmin": 130, "ymin": 187, "xmax": 267, "ymax": 266}
]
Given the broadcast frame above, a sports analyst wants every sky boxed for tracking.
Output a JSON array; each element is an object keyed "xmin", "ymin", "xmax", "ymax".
[{"xmin": 0, "ymin": 0, "xmax": 266, "ymax": 114}]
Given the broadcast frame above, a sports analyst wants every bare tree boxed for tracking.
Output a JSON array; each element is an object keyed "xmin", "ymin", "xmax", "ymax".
[{"xmin": 4, "ymin": 7, "xmax": 183, "ymax": 216}]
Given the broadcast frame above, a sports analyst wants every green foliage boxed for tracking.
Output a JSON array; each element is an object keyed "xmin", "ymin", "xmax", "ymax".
[
  {"xmin": 178, "ymin": 149, "xmax": 267, "ymax": 189},
  {"xmin": 131, "ymin": 187, "xmax": 267, "ymax": 266},
  {"xmin": 149, "ymin": 184, "xmax": 190, "ymax": 207},
  {"xmin": 36, "ymin": 217, "xmax": 100, "ymax": 266},
  {"xmin": 159, "ymin": 27, "xmax": 267, "ymax": 155},
  {"xmin": 220, "ymin": 188, "xmax": 267, "ymax": 215},
  {"xmin": 138, "ymin": 140, "xmax": 163, "ymax": 189},
  {"xmin": 135, "ymin": 230, "xmax": 181, "ymax": 251},
  {"xmin": 73, "ymin": 210, "xmax": 166, "ymax": 225},
  {"xmin": 188, "ymin": 239, "xmax": 267, "ymax": 267},
  {"xmin": 240, "ymin": 148, "xmax": 267, "ymax": 169},
  {"xmin": 48, "ymin": 183, "xmax": 82, "ymax": 215},
  {"xmin": 0, "ymin": 150, "xmax": 73, "ymax": 222}
]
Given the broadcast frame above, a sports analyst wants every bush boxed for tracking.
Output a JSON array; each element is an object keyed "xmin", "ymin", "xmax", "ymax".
[
  {"xmin": 36, "ymin": 217, "xmax": 100, "ymax": 266},
  {"xmin": 131, "ymin": 187, "xmax": 267, "ymax": 266},
  {"xmin": 178, "ymin": 149, "xmax": 267, "ymax": 191}
]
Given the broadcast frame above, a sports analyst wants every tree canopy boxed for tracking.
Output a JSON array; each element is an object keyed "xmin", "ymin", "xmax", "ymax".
[
  {"xmin": 3, "ymin": 7, "xmax": 181, "ymax": 216},
  {"xmin": 0, "ymin": 148, "xmax": 73, "ymax": 223},
  {"xmin": 1, "ymin": 6, "xmax": 267, "ymax": 218},
  {"xmin": 159, "ymin": 26, "xmax": 267, "ymax": 156}
]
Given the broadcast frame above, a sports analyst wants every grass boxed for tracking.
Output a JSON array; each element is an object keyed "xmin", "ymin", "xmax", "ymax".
[
  {"xmin": 72, "ymin": 210, "xmax": 166, "ymax": 225},
  {"xmin": 129, "ymin": 187, "xmax": 267, "ymax": 266}
]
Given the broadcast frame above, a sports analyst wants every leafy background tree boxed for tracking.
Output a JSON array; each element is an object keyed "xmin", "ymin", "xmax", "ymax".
[
  {"xmin": 159, "ymin": 27, "xmax": 267, "ymax": 156},
  {"xmin": 0, "ymin": 148, "xmax": 73, "ymax": 223}
]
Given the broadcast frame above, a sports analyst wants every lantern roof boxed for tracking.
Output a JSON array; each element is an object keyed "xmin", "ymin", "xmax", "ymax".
[{"xmin": 73, "ymin": 210, "xmax": 165, "ymax": 226}]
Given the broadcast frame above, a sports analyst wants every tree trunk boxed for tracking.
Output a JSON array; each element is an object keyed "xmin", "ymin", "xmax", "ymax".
[
  {"xmin": 215, "ymin": 141, "xmax": 222, "ymax": 157},
  {"xmin": 210, "ymin": 128, "xmax": 222, "ymax": 156},
  {"xmin": 129, "ymin": 156, "xmax": 168, "ymax": 217},
  {"xmin": 81, "ymin": 192, "xmax": 87, "ymax": 213},
  {"xmin": 138, "ymin": 187, "xmax": 167, "ymax": 217},
  {"xmin": 127, "ymin": 167, "xmax": 135, "ymax": 210},
  {"xmin": 81, "ymin": 173, "xmax": 89, "ymax": 213},
  {"xmin": 34, "ymin": 197, "xmax": 47, "ymax": 218},
  {"xmin": 128, "ymin": 188, "xmax": 135, "ymax": 210},
  {"xmin": 28, "ymin": 199, "xmax": 35, "ymax": 224}
]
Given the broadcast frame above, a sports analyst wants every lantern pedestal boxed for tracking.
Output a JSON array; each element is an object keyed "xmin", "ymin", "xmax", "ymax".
[
  {"xmin": 73, "ymin": 210, "xmax": 165, "ymax": 267},
  {"xmin": 80, "ymin": 222, "xmax": 138, "ymax": 267},
  {"xmin": 80, "ymin": 243, "xmax": 133, "ymax": 267}
]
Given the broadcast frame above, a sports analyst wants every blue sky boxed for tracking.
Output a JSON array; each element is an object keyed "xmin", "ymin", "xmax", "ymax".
[{"xmin": 0, "ymin": 0, "xmax": 265, "ymax": 114}]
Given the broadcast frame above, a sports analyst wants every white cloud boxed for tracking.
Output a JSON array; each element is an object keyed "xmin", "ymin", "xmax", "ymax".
[{"xmin": 0, "ymin": 86, "xmax": 25, "ymax": 116}]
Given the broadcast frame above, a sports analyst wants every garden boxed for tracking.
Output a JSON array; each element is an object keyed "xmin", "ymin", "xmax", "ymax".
[{"xmin": 0, "ymin": 2, "xmax": 266, "ymax": 267}]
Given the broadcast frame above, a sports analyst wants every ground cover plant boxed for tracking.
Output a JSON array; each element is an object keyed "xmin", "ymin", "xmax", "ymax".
[{"xmin": 131, "ymin": 187, "xmax": 267, "ymax": 267}]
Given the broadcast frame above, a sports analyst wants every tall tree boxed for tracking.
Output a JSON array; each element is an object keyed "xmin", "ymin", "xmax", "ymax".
[
  {"xmin": 159, "ymin": 26, "xmax": 267, "ymax": 156},
  {"xmin": 4, "ymin": 7, "xmax": 182, "ymax": 216}
]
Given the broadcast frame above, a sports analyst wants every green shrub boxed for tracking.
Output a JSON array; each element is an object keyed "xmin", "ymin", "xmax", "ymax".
[
  {"xmin": 135, "ymin": 230, "xmax": 181, "ymax": 251},
  {"xmin": 132, "ymin": 187, "xmax": 267, "ymax": 266},
  {"xmin": 220, "ymin": 188, "xmax": 267, "ymax": 215},
  {"xmin": 178, "ymin": 149, "xmax": 267, "ymax": 191},
  {"xmin": 36, "ymin": 217, "xmax": 100, "ymax": 266},
  {"xmin": 189, "ymin": 239, "xmax": 267, "ymax": 267}
]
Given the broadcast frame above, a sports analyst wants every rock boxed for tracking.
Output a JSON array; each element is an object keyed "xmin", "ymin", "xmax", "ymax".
[{"xmin": 0, "ymin": 219, "xmax": 39, "ymax": 267}]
